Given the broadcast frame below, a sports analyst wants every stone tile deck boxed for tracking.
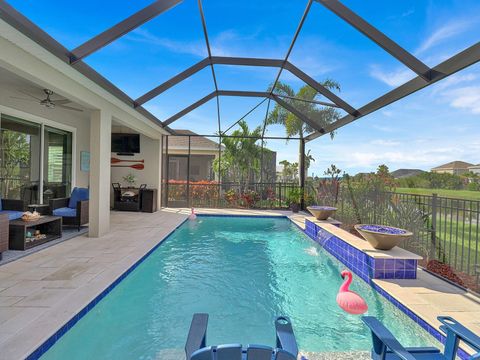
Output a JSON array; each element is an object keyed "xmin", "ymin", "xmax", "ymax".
[
  {"xmin": 0, "ymin": 208, "xmax": 479, "ymax": 359},
  {"xmin": 0, "ymin": 210, "xmax": 188, "ymax": 359}
]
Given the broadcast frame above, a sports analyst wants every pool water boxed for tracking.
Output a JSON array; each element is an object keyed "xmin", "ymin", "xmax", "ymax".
[{"xmin": 41, "ymin": 216, "xmax": 436, "ymax": 359}]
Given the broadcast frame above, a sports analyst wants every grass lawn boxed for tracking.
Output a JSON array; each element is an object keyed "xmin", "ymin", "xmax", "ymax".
[{"xmin": 396, "ymin": 187, "xmax": 480, "ymax": 201}]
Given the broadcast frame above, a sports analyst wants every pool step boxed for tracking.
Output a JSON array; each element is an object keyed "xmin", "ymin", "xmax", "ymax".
[{"xmin": 155, "ymin": 349, "xmax": 371, "ymax": 360}]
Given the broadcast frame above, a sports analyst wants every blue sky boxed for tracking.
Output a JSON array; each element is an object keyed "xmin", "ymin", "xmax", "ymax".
[{"xmin": 8, "ymin": 0, "xmax": 480, "ymax": 176}]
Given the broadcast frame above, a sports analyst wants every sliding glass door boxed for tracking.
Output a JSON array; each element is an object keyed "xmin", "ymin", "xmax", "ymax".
[
  {"xmin": 0, "ymin": 114, "xmax": 73, "ymax": 205},
  {"xmin": 43, "ymin": 126, "xmax": 72, "ymax": 202},
  {"xmin": 0, "ymin": 115, "xmax": 41, "ymax": 203}
]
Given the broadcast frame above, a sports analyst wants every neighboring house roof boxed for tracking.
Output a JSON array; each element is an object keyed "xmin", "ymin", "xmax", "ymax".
[
  {"xmin": 168, "ymin": 130, "xmax": 224, "ymax": 151},
  {"xmin": 468, "ymin": 164, "xmax": 480, "ymax": 169},
  {"xmin": 431, "ymin": 161, "xmax": 474, "ymax": 171},
  {"xmin": 390, "ymin": 169, "xmax": 425, "ymax": 179}
]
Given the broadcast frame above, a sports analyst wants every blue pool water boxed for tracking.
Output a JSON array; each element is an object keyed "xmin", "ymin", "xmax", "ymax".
[{"xmin": 41, "ymin": 216, "xmax": 436, "ymax": 359}]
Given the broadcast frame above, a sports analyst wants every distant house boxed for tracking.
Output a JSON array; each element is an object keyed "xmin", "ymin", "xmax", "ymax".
[
  {"xmin": 431, "ymin": 161, "xmax": 474, "ymax": 175},
  {"xmin": 167, "ymin": 130, "xmax": 222, "ymax": 182},
  {"xmin": 468, "ymin": 164, "xmax": 480, "ymax": 175},
  {"xmin": 167, "ymin": 130, "xmax": 276, "ymax": 182},
  {"xmin": 390, "ymin": 169, "xmax": 425, "ymax": 179}
]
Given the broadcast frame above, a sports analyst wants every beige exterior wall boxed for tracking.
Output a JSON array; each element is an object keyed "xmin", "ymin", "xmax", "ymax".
[{"xmin": 0, "ymin": 18, "xmax": 168, "ymax": 236}]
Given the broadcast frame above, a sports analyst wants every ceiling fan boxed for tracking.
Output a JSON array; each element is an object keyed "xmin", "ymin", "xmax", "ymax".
[{"xmin": 10, "ymin": 89, "xmax": 83, "ymax": 112}]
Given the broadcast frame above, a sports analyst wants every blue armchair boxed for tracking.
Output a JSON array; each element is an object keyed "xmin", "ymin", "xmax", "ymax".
[
  {"xmin": 185, "ymin": 314, "xmax": 298, "ymax": 360},
  {"xmin": 50, "ymin": 187, "xmax": 89, "ymax": 231},
  {"xmin": 362, "ymin": 316, "xmax": 480, "ymax": 360}
]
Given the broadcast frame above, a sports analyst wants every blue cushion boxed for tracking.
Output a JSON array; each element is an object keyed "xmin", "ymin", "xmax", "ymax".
[
  {"xmin": 68, "ymin": 187, "xmax": 89, "ymax": 209},
  {"xmin": 53, "ymin": 207, "xmax": 77, "ymax": 217},
  {"xmin": 0, "ymin": 197, "xmax": 2, "ymax": 212},
  {"xmin": 0, "ymin": 210, "xmax": 24, "ymax": 221}
]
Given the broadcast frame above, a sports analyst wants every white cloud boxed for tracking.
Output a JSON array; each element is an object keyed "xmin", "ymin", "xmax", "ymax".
[
  {"xmin": 127, "ymin": 28, "xmax": 207, "ymax": 57},
  {"xmin": 369, "ymin": 65, "xmax": 414, "ymax": 87},
  {"xmin": 306, "ymin": 133, "xmax": 480, "ymax": 175},
  {"xmin": 371, "ymin": 124, "xmax": 396, "ymax": 133},
  {"xmin": 370, "ymin": 139, "xmax": 400, "ymax": 146},
  {"xmin": 447, "ymin": 86, "xmax": 480, "ymax": 114},
  {"xmin": 369, "ymin": 16, "xmax": 478, "ymax": 87},
  {"xmin": 417, "ymin": 19, "xmax": 474, "ymax": 54}
]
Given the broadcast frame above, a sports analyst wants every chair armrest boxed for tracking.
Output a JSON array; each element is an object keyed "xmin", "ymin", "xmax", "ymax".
[
  {"xmin": 275, "ymin": 316, "xmax": 298, "ymax": 357},
  {"xmin": 438, "ymin": 316, "xmax": 480, "ymax": 354},
  {"xmin": 2, "ymin": 199, "xmax": 26, "ymax": 211},
  {"xmin": 49, "ymin": 198, "xmax": 69, "ymax": 211},
  {"xmin": 362, "ymin": 316, "xmax": 418, "ymax": 360},
  {"xmin": 185, "ymin": 313, "xmax": 209, "ymax": 359},
  {"xmin": 77, "ymin": 200, "xmax": 89, "ymax": 214}
]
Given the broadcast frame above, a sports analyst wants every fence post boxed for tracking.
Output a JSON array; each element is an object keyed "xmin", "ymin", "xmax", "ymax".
[{"xmin": 431, "ymin": 193, "xmax": 438, "ymax": 257}]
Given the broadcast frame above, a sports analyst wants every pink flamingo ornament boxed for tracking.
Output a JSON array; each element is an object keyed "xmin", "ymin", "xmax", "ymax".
[
  {"xmin": 336, "ymin": 270, "xmax": 368, "ymax": 315},
  {"xmin": 188, "ymin": 208, "xmax": 197, "ymax": 220}
]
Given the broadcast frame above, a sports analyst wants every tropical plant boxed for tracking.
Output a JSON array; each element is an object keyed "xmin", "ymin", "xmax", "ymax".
[
  {"xmin": 279, "ymin": 160, "xmax": 298, "ymax": 182},
  {"xmin": 317, "ymin": 164, "xmax": 342, "ymax": 206},
  {"xmin": 0, "ymin": 130, "xmax": 30, "ymax": 198},
  {"xmin": 122, "ymin": 173, "xmax": 136, "ymax": 187},
  {"xmin": 286, "ymin": 187, "xmax": 304, "ymax": 206},
  {"xmin": 304, "ymin": 149, "xmax": 315, "ymax": 179},
  {"xmin": 266, "ymin": 80, "xmax": 341, "ymax": 183},
  {"xmin": 266, "ymin": 81, "xmax": 341, "ymax": 139},
  {"xmin": 213, "ymin": 120, "xmax": 262, "ymax": 190}
]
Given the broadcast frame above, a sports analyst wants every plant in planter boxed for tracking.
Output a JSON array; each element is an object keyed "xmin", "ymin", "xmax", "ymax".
[
  {"xmin": 287, "ymin": 188, "xmax": 303, "ymax": 213},
  {"xmin": 122, "ymin": 173, "xmax": 136, "ymax": 188}
]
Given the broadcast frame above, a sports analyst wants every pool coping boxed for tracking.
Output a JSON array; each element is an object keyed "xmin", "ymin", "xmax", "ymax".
[{"xmin": 25, "ymin": 210, "xmax": 475, "ymax": 359}]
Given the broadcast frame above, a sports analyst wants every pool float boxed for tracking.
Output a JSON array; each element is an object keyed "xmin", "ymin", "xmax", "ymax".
[{"xmin": 336, "ymin": 270, "xmax": 368, "ymax": 315}]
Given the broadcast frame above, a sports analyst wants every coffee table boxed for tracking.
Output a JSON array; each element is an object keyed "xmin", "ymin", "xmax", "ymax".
[{"xmin": 9, "ymin": 216, "xmax": 62, "ymax": 250}]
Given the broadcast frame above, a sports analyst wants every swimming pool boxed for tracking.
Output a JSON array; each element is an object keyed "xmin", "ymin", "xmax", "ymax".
[{"xmin": 40, "ymin": 216, "xmax": 437, "ymax": 359}]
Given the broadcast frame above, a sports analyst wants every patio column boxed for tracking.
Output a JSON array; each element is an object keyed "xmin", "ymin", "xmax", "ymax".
[
  {"xmin": 89, "ymin": 109, "xmax": 112, "ymax": 237},
  {"xmin": 299, "ymin": 138, "xmax": 306, "ymax": 210},
  {"xmin": 152, "ymin": 137, "xmax": 162, "ymax": 209}
]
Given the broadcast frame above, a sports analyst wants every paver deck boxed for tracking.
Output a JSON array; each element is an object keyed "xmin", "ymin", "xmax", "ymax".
[{"xmin": 0, "ymin": 208, "xmax": 479, "ymax": 359}]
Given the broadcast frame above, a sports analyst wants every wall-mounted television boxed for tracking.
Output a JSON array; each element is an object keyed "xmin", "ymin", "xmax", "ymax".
[{"xmin": 111, "ymin": 133, "xmax": 140, "ymax": 154}]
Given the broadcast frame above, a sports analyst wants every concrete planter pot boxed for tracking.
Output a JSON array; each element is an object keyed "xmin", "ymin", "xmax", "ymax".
[
  {"xmin": 354, "ymin": 224, "xmax": 413, "ymax": 250},
  {"xmin": 307, "ymin": 206, "xmax": 337, "ymax": 220},
  {"xmin": 290, "ymin": 203, "xmax": 300, "ymax": 213}
]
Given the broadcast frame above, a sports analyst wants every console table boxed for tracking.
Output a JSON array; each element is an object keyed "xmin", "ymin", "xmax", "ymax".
[
  {"xmin": 9, "ymin": 216, "xmax": 62, "ymax": 250},
  {"xmin": 112, "ymin": 184, "xmax": 157, "ymax": 212}
]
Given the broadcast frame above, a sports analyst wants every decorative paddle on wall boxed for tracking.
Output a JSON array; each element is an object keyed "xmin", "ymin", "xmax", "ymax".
[
  {"xmin": 111, "ymin": 163, "xmax": 144, "ymax": 170},
  {"xmin": 111, "ymin": 157, "xmax": 145, "ymax": 164}
]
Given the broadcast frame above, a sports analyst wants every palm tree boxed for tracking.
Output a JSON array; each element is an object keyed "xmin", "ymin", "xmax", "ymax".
[
  {"xmin": 214, "ymin": 120, "xmax": 262, "ymax": 189},
  {"xmin": 266, "ymin": 80, "xmax": 341, "ymax": 182},
  {"xmin": 304, "ymin": 149, "xmax": 315, "ymax": 179}
]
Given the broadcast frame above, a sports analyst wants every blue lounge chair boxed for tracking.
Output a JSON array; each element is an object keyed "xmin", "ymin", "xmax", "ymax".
[
  {"xmin": 185, "ymin": 313, "xmax": 299, "ymax": 360},
  {"xmin": 362, "ymin": 316, "xmax": 480, "ymax": 360}
]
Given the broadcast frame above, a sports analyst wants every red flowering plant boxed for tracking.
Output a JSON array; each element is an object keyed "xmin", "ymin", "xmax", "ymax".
[
  {"xmin": 240, "ymin": 190, "xmax": 260, "ymax": 208},
  {"xmin": 168, "ymin": 180, "xmax": 219, "ymax": 205}
]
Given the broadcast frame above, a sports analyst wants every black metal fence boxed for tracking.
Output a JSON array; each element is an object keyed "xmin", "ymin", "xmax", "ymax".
[
  {"xmin": 333, "ymin": 189, "xmax": 480, "ymax": 291},
  {"xmin": 165, "ymin": 182, "xmax": 300, "ymax": 209}
]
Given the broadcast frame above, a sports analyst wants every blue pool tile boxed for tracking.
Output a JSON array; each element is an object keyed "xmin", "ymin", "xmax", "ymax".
[
  {"xmin": 384, "ymin": 260, "xmax": 395, "ymax": 270},
  {"xmin": 405, "ymin": 260, "xmax": 417, "ymax": 270},
  {"xmin": 394, "ymin": 259, "xmax": 405, "ymax": 270},
  {"xmin": 404, "ymin": 270, "xmax": 416, "ymax": 279}
]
